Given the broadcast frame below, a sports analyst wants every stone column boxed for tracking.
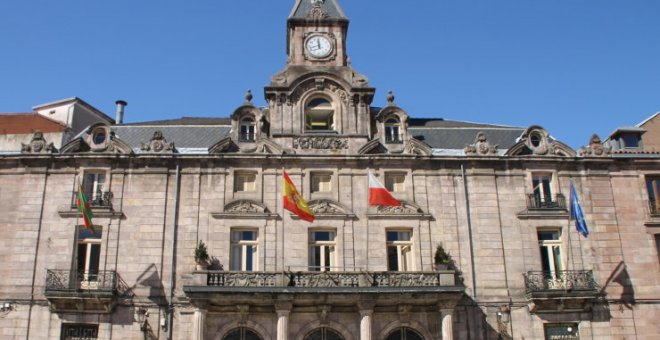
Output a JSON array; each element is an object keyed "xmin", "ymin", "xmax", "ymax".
[
  {"xmin": 358, "ymin": 301, "xmax": 375, "ymax": 340},
  {"xmin": 193, "ymin": 308, "xmax": 207, "ymax": 340},
  {"xmin": 276, "ymin": 301, "xmax": 292, "ymax": 340},
  {"xmin": 438, "ymin": 301, "xmax": 456, "ymax": 340}
]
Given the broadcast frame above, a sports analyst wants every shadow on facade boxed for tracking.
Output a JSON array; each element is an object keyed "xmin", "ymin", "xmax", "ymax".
[{"xmin": 133, "ymin": 263, "xmax": 167, "ymax": 305}]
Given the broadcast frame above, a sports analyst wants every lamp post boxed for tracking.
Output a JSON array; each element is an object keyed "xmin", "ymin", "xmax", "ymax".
[
  {"xmin": 496, "ymin": 305, "xmax": 510, "ymax": 338},
  {"xmin": 136, "ymin": 307, "xmax": 151, "ymax": 338}
]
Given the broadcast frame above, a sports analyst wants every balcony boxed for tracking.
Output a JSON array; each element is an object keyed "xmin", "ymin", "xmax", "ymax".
[
  {"xmin": 184, "ymin": 271, "xmax": 463, "ymax": 309},
  {"xmin": 45, "ymin": 270, "xmax": 119, "ymax": 313},
  {"xmin": 70, "ymin": 191, "xmax": 113, "ymax": 209},
  {"xmin": 527, "ymin": 193, "xmax": 566, "ymax": 210},
  {"xmin": 524, "ymin": 270, "xmax": 600, "ymax": 313},
  {"xmin": 518, "ymin": 194, "xmax": 569, "ymax": 219}
]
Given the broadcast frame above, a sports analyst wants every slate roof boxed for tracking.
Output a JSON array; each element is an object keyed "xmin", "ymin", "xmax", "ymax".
[
  {"xmin": 289, "ymin": 0, "xmax": 348, "ymax": 20},
  {"xmin": 112, "ymin": 125, "xmax": 231, "ymax": 150},
  {"xmin": 111, "ymin": 114, "xmax": 524, "ymax": 151}
]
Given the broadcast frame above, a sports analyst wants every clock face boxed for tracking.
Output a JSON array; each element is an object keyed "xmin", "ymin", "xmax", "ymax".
[{"xmin": 306, "ymin": 35, "xmax": 333, "ymax": 58}]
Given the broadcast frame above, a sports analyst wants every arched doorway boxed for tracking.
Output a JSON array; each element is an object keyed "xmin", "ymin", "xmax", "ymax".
[
  {"xmin": 303, "ymin": 327, "xmax": 345, "ymax": 340},
  {"xmin": 384, "ymin": 327, "xmax": 424, "ymax": 340},
  {"xmin": 222, "ymin": 327, "xmax": 263, "ymax": 340}
]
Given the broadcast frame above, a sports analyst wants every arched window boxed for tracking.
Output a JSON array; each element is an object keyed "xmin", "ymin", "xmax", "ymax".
[
  {"xmin": 240, "ymin": 116, "xmax": 256, "ymax": 142},
  {"xmin": 305, "ymin": 98, "xmax": 334, "ymax": 132},
  {"xmin": 303, "ymin": 327, "xmax": 345, "ymax": 340},
  {"xmin": 385, "ymin": 117, "xmax": 402, "ymax": 143},
  {"xmin": 385, "ymin": 327, "xmax": 424, "ymax": 340},
  {"xmin": 222, "ymin": 328, "xmax": 263, "ymax": 340}
]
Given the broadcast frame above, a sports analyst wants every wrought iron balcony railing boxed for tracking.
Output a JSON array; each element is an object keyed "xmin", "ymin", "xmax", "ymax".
[
  {"xmin": 205, "ymin": 271, "xmax": 456, "ymax": 288},
  {"xmin": 526, "ymin": 193, "xmax": 566, "ymax": 210},
  {"xmin": 524, "ymin": 270, "xmax": 598, "ymax": 295},
  {"xmin": 649, "ymin": 199, "xmax": 659, "ymax": 216},
  {"xmin": 70, "ymin": 191, "xmax": 113, "ymax": 209},
  {"xmin": 45, "ymin": 269, "xmax": 118, "ymax": 293}
]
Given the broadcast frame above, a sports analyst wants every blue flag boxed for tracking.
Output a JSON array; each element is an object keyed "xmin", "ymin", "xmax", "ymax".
[{"xmin": 570, "ymin": 182, "xmax": 589, "ymax": 237}]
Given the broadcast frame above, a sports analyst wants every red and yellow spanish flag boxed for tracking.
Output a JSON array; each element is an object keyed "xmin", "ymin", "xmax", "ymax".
[
  {"xmin": 76, "ymin": 181, "xmax": 95, "ymax": 231},
  {"xmin": 283, "ymin": 171, "xmax": 315, "ymax": 223}
]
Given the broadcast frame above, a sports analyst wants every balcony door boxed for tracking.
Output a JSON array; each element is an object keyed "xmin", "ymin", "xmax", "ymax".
[
  {"xmin": 538, "ymin": 230, "xmax": 563, "ymax": 287},
  {"xmin": 532, "ymin": 174, "xmax": 553, "ymax": 204},
  {"xmin": 76, "ymin": 227, "xmax": 103, "ymax": 289},
  {"xmin": 83, "ymin": 171, "xmax": 106, "ymax": 202}
]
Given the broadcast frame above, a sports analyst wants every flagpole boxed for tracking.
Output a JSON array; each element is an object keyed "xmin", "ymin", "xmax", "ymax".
[
  {"xmin": 567, "ymin": 179, "xmax": 575, "ymax": 271},
  {"xmin": 280, "ymin": 167, "xmax": 285, "ymax": 272}
]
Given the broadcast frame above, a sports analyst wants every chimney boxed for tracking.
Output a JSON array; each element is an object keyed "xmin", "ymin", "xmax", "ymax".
[{"xmin": 115, "ymin": 100, "xmax": 127, "ymax": 124}]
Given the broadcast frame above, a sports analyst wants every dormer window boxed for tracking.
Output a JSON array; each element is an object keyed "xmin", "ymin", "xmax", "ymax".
[
  {"xmin": 385, "ymin": 117, "xmax": 402, "ymax": 143},
  {"xmin": 239, "ymin": 116, "xmax": 256, "ymax": 142},
  {"xmin": 620, "ymin": 133, "xmax": 640, "ymax": 148},
  {"xmin": 305, "ymin": 97, "xmax": 334, "ymax": 132}
]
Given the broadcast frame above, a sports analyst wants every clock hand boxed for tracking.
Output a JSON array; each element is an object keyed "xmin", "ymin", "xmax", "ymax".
[{"xmin": 317, "ymin": 39, "xmax": 321, "ymax": 50}]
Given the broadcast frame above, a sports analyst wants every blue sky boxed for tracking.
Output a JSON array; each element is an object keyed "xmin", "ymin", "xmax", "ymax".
[{"xmin": 1, "ymin": 0, "xmax": 658, "ymax": 148}]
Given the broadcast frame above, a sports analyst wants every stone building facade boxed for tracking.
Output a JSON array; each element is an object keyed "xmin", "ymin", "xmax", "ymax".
[{"xmin": 0, "ymin": 1, "xmax": 659, "ymax": 339}]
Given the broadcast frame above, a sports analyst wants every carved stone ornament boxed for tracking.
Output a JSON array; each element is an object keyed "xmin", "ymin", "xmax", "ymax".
[
  {"xmin": 464, "ymin": 132, "xmax": 498, "ymax": 155},
  {"xmin": 307, "ymin": 0, "xmax": 329, "ymax": 19},
  {"xmin": 21, "ymin": 131, "xmax": 55, "ymax": 153},
  {"xmin": 311, "ymin": 201, "xmax": 340, "ymax": 214},
  {"xmin": 294, "ymin": 136, "xmax": 348, "ymax": 150},
  {"xmin": 141, "ymin": 130, "xmax": 175, "ymax": 153},
  {"xmin": 290, "ymin": 78, "xmax": 348, "ymax": 105},
  {"xmin": 377, "ymin": 203, "xmax": 423, "ymax": 214},
  {"xmin": 224, "ymin": 200, "xmax": 269, "ymax": 214},
  {"xmin": 578, "ymin": 134, "xmax": 611, "ymax": 157}
]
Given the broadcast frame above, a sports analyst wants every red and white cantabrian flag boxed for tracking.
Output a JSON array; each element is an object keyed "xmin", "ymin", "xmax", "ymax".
[{"xmin": 368, "ymin": 171, "xmax": 401, "ymax": 207}]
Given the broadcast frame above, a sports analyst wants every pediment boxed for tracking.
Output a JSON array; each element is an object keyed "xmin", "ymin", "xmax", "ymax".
[
  {"xmin": 358, "ymin": 139, "xmax": 387, "ymax": 155},
  {"xmin": 308, "ymin": 199, "xmax": 356, "ymax": 220},
  {"xmin": 208, "ymin": 137, "xmax": 239, "ymax": 154},
  {"xmin": 367, "ymin": 200, "xmax": 433, "ymax": 220},
  {"xmin": 404, "ymin": 138, "xmax": 432, "ymax": 156},
  {"xmin": 211, "ymin": 200, "xmax": 278, "ymax": 220}
]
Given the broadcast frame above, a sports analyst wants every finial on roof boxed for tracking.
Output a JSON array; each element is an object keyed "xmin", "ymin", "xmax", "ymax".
[
  {"xmin": 245, "ymin": 90, "xmax": 253, "ymax": 103},
  {"xmin": 386, "ymin": 91, "xmax": 395, "ymax": 106},
  {"xmin": 311, "ymin": 0, "xmax": 325, "ymax": 7}
]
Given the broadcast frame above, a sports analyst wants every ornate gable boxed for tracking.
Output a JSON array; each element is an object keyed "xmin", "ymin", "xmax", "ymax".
[
  {"xmin": 60, "ymin": 123, "xmax": 132, "ymax": 154},
  {"xmin": 141, "ymin": 130, "xmax": 176, "ymax": 153},
  {"xmin": 505, "ymin": 126, "xmax": 576, "ymax": 157},
  {"xmin": 308, "ymin": 199, "xmax": 356, "ymax": 220},
  {"xmin": 465, "ymin": 132, "xmax": 498, "ymax": 156}
]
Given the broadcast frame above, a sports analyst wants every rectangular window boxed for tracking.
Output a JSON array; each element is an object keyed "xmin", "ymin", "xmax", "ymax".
[
  {"xmin": 230, "ymin": 230, "xmax": 258, "ymax": 271},
  {"xmin": 544, "ymin": 323, "xmax": 579, "ymax": 340},
  {"xmin": 620, "ymin": 134, "xmax": 640, "ymax": 148},
  {"xmin": 61, "ymin": 324, "xmax": 99, "ymax": 340},
  {"xmin": 647, "ymin": 176, "xmax": 660, "ymax": 215},
  {"xmin": 385, "ymin": 173, "xmax": 406, "ymax": 193},
  {"xmin": 532, "ymin": 173, "xmax": 553, "ymax": 202},
  {"xmin": 234, "ymin": 172, "xmax": 257, "ymax": 192},
  {"xmin": 309, "ymin": 230, "xmax": 336, "ymax": 271},
  {"xmin": 538, "ymin": 230, "xmax": 563, "ymax": 280},
  {"xmin": 76, "ymin": 226, "xmax": 103, "ymax": 290},
  {"xmin": 83, "ymin": 171, "xmax": 106, "ymax": 203},
  {"xmin": 387, "ymin": 230, "xmax": 413, "ymax": 271},
  {"xmin": 311, "ymin": 173, "xmax": 332, "ymax": 193}
]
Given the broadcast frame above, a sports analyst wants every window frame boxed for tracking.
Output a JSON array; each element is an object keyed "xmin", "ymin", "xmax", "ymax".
[
  {"xmin": 384, "ymin": 117, "xmax": 403, "ymax": 144},
  {"xmin": 386, "ymin": 229, "xmax": 414, "ymax": 272},
  {"xmin": 239, "ymin": 116, "xmax": 256, "ymax": 142},
  {"xmin": 311, "ymin": 172, "xmax": 333, "ymax": 193},
  {"xmin": 234, "ymin": 172, "xmax": 257, "ymax": 193},
  {"xmin": 75, "ymin": 226, "xmax": 103, "ymax": 287},
  {"xmin": 308, "ymin": 230, "xmax": 337, "ymax": 272},
  {"xmin": 82, "ymin": 170, "xmax": 108, "ymax": 203},
  {"xmin": 304, "ymin": 96, "xmax": 335, "ymax": 133},
  {"xmin": 531, "ymin": 172, "xmax": 553, "ymax": 202},
  {"xmin": 230, "ymin": 229, "xmax": 259, "ymax": 272},
  {"xmin": 385, "ymin": 173, "xmax": 406, "ymax": 193},
  {"xmin": 646, "ymin": 176, "xmax": 660, "ymax": 215},
  {"xmin": 537, "ymin": 229, "xmax": 564, "ymax": 279}
]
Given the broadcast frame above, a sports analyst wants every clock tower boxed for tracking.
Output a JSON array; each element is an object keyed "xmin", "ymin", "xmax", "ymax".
[
  {"xmin": 264, "ymin": 0, "xmax": 376, "ymax": 153},
  {"xmin": 287, "ymin": 0, "xmax": 349, "ymax": 66}
]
